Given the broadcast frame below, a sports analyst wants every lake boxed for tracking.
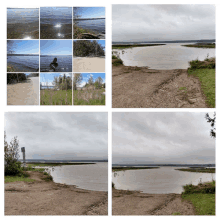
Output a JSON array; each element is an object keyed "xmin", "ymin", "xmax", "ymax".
[
  {"xmin": 7, "ymin": 55, "xmax": 39, "ymax": 72},
  {"xmin": 113, "ymin": 43, "xmax": 215, "ymax": 69},
  {"xmin": 75, "ymin": 18, "xmax": 105, "ymax": 34},
  {"xmin": 112, "ymin": 167, "xmax": 215, "ymax": 194},
  {"xmin": 40, "ymin": 55, "xmax": 72, "ymax": 72},
  {"xmin": 49, "ymin": 162, "xmax": 108, "ymax": 191}
]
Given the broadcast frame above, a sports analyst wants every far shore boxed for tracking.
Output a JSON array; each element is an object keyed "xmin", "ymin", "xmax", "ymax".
[
  {"xmin": 112, "ymin": 44, "xmax": 165, "ymax": 49},
  {"xmin": 112, "ymin": 167, "xmax": 159, "ymax": 172},
  {"xmin": 182, "ymin": 43, "xmax": 215, "ymax": 48},
  {"xmin": 5, "ymin": 170, "xmax": 107, "ymax": 215},
  {"xmin": 27, "ymin": 162, "xmax": 96, "ymax": 167}
]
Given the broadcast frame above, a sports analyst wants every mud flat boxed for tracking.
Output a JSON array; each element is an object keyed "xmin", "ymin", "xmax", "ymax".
[
  {"xmin": 112, "ymin": 188, "xmax": 195, "ymax": 215},
  {"xmin": 5, "ymin": 171, "xmax": 107, "ymax": 215},
  {"xmin": 73, "ymin": 57, "xmax": 105, "ymax": 72},
  {"xmin": 7, "ymin": 77, "xmax": 39, "ymax": 105},
  {"xmin": 112, "ymin": 60, "xmax": 207, "ymax": 108}
]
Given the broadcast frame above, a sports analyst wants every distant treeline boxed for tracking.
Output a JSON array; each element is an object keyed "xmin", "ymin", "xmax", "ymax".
[
  {"xmin": 27, "ymin": 73, "xmax": 39, "ymax": 77},
  {"xmin": 74, "ymin": 40, "xmax": 105, "ymax": 57},
  {"xmin": 7, "ymin": 73, "xmax": 27, "ymax": 84}
]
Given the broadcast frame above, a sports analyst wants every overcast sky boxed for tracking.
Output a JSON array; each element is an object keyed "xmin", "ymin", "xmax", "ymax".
[
  {"xmin": 5, "ymin": 112, "xmax": 108, "ymax": 160},
  {"xmin": 113, "ymin": 112, "xmax": 215, "ymax": 164},
  {"xmin": 112, "ymin": 4, "xmax": 215, "ymax": 42}
]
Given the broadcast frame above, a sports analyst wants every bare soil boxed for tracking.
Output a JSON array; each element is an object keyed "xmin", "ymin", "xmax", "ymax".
[
  {"xmin": 5, "ymin": 171, "xmax": 107, "ymax": 215},
  {"xmin": 73, "ymin": 57, "xmax": 105, "ymax": 72},
  {"xmin": 112, "ymin": 189, "xmax": 195, "ymax": 215},
  {"xmin": 7, "ymin": 77, "xmax": 39, "ymax": 105},
  {"xmin": 112, "ymin": 62, "xmax": 207, "ymax": 108}
]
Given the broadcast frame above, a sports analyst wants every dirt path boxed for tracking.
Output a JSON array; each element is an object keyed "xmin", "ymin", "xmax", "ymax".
[
  {"xmin": 112, "ymin": 63, "xmax": 207, "ymax": 108},
  {"xmin": 5, "ymin": 171, "xmax": 108, "ymax": 215},
  {"xmin": 73, "ymin": 57, "xmax": 105, "ymax": 72},
  {"xmin": 112, "ymin": 189, "xmax": 195, "ymax": 215},
  {"xmin": 7, "ymin": 77, "xmax": 39, "ymax": 105}
]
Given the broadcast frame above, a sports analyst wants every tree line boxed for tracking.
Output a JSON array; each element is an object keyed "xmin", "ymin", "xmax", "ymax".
[{"xmin": 7, "ymin": 73, "xmax": 27, "ymax": 84}]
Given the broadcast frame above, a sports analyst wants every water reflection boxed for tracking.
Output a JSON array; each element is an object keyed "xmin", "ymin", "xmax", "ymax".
[{"xmin": 113, "ymin": 167, "xmax": 215, "ymax": 194}]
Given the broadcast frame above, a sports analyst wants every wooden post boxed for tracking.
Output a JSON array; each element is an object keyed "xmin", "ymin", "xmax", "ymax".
[{"xmin": 21, "ymin": 147, "xmax": 26, "ymax": 168}]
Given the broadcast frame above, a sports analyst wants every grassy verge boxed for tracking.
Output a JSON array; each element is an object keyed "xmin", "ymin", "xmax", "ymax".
[
  {"xmin": 182, "ymin": 181, "xmax": 215, "ymax": 215},
  {"xmin": 112, "ymin": 167, "xmax": 159, "ymax": 172},
  {"xmin": 27, "ymin": 163, "xmax": 95, "ymax": 167},
  {"xmin": 5, "ymin": 175, "xmax": 35, "ymax": 183},
  {"xmin": 112, "ymin": 44, "xmax": 165, "ymax": 49},
  {"xmin": 188, "ymin": 57, "xmax": 215, "ymax": 108},
  {"xmin": 73, "ymin": 25, "xmax": 97, "ymax": 39},
  {"xmin": 112, "ymin": 56, "xmax": 123, "ymax": 66},
  {"xmin": 176, "ymin": 168, "xmax": 215, "ymax": 173},
  {"xmin": 182, "ymin": 44, "xmax": 215, "ymax": 48},
  {"xmin": 40, "ymin": 89, "xmax": 72, "ymax": 105},
  {"xmin": 73, "ymin": 89, "xmax": 105, "ymax": 105}
]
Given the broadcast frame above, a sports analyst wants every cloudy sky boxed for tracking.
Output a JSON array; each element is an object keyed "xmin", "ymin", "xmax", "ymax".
[
  {"xmin": 5, "ymin": 112, "xmax": 108, "ymax": 160},
  {"xmin": 112, "ymin": 4, "xmax": 215, "ymax": 42},
  {"xmin": 113, "ymin": 112, "xmax": 215, "ymax": 164}
]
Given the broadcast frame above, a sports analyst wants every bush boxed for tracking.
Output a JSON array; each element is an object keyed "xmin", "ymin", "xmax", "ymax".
[{"xmin": 5, "ymin": 160, "xmax": 22, "ymax": 176}]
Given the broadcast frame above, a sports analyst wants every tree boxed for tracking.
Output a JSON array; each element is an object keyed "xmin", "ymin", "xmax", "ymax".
[
  {"xmin": 73, "ymin": 73, "xmax": 83, "ymax": 90},
  {"xmin": 88, "ymin": 75, "xmax": 94, "ymax": 85},
  {"xmin": 7, "ymin": 40, "xmax": 16, "ymax": 54},
  {"xmin": 94, "ymin": 76, "xmax": 103, "ymax": 89},
  {"xmin": 205, "ymin": 113, "xmax": 216, "ymax": 138},
  {"xmin": 53, "ymin": 74, "xmax": 72, "ymax": 90},
  {"xmin": 4, "ymin": 131, "xmax": 22, "ymax": 176}
]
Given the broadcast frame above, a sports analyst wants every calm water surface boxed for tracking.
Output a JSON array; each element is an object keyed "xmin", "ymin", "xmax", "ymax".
[
  {"xmin": 75, "ymin": 19, "xmax": 105, "ymax": 34},
  {"xmin": 112, "ymin": 167, "xmax": 215, "ymax": 194},
  {"xmin": 40, "ymin": 55, "xmax": 72, "ymax": 72},
  {"xmin": 113, "ymin": 43, "xmax": 215, "ymax": 69},
  {"xmin": 50, "ymin": 163, "xmax": 108, "ymax": 191},
  {"xmin": 7, "ymin": 55, "xmax": 39, "ymax": 72}
]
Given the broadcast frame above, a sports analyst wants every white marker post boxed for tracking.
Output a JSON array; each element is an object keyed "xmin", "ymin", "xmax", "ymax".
[{"xmin": 21, "ymin": 147, "xmax": 26, "ymax": 168}]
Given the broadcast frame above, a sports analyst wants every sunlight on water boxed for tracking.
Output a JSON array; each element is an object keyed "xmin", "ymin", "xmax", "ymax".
[{"xmin": 54, "ymin": 23, "xmax": 62, "ymax": 28}]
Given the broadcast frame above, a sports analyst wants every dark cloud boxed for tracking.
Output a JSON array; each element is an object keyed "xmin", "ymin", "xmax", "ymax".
[
  {"xmin": 112, "ymin": 4, "xmax": 215, "ymax": 42},
  {"xmin": 112, "ymin": 112, "xmax": 215, "ymax": 164},
  {"xmin": 4, "ymin": 112, "xmax": 108, "ymax": 160}
]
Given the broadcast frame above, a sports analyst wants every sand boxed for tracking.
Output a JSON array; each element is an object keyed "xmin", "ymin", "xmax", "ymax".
[
  {"xmin": 73, "ymin": 57, "xmax": 105, "ymax": 72},
  {"xmin": 112, "ymin": 188, "xmax": 195, "ymax": 215},
  {"xmin": 7, "ymin": 77, "xmax": 39, "ymax": 105},
  {"xmin": 112, "ymin": 61, "xmax": 207, "ymax": 108},
  {"xmin": 5, "ymin": 171, "xmax": 108, "ymax": 215}
]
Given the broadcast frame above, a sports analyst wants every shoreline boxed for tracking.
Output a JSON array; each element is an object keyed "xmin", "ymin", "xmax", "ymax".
[{"xmin": 5, "ymin": 170, "xmax": 108, "ymax": 215}]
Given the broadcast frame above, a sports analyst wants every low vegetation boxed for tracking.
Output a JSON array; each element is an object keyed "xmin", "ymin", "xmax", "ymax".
[
  {"xmin": 182, "ymin": 43, "xmax": 215, "ymax": 48},
  {"xmin": 188, "ymin": 57, "xmax": 215, "ymax": 108},
  {"xmin": 5, "ymin": 175, "xmax": 35, "ymax": 183},
  {"xmin": 182, "ymin": 181, "xmax": 215, "ymax": 215},
  {"xmin": 27, "ymin": 163, "xmax": 95, "ymax": 167},
  {"xmin": 112, "ymin": 167, "xmax": 159, "ymax": 172},
  {"xmin": 112, "ymin": 44, "xmax": 165, "ymax": 49},
  {"xmin": 74, "ymin": 89, "xmax": 105, "ymax": 105},
  {"xmin": 112, "ymin": 57, "xmax": 123, "ymax": 66},
  {"xmin": 40, "ymin": 90, "xmax": 72, "ymax": 105},
  {"xmin": 176, "ymin": 168, "xmax": 215, "ymax": 173}
]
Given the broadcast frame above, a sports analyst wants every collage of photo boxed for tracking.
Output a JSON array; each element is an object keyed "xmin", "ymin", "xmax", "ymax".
[
  {"xmin": 7, "ymin": 7, "xmax": 106, "ymax": 105},
  {"xmin": 3, "ymin": 3, "xmax": 217, "ymax": 218}
]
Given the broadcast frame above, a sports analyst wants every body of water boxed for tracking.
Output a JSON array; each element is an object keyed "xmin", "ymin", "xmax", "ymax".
[
  {"xmin": 112, "ymin": 167, "xmax": 215, "ymax": 194},
  {"xmin": 113, "ymin": 43, "xmax": 215, "ymax": 69},
  {"xmin": 40, "ymin": 55, "xmax": 72, "ymax": 72},
  {"xmin": 75, "ymin": 18, "xmax": 105, "ymax": 34},
  {"xmin": 50, "ymin": 162, "xmax": 108, "ymax": 191},
  {"xmin": 7, "ymin": 55, "xmax": 39, "ymax": 72}
]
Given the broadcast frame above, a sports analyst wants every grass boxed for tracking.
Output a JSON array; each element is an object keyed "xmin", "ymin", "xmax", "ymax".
[
  {"xmin": 179, "ymin": 87, "xmax": 187, "ymax": 91},
  {"xmin": 5, "ymin": 175, "xmax": 35, "ymax": 183},
  {"xmin": 112, "ymin": 167, "xmax": 159, "ymax": 172},
  {"xmin": 112, "ymin": 44, "xmax": 166, "ymax": 49},
  {"xmin": 182, "ymin": 44, "xmax": 215, "ymax": 48},
  {"xmin": 27, "ymin": 163, "xmax": 95, "ymax": 167},
  {"xmin": 73, "ymin": 89, "xmax": 105, "ymax": 105},
  {"xmin": 112, "ymin": 57, "xmax": 123, "ymax": 66},
  {"xmin": 181, "ymin": 181, "xmax": 215, "ymax": 215},
  {"xmin": 172, "ymin": 212, "xmax": 182, "ymax": 215},
  {"xmin": 40, "ymin": 89, "xmax": 72, "ymax": 105},
  {"xmin": 73, "ymin": 25, "xmax": 98, "ymax": 39},
  {"xmin": 188, "ymin": 57, "xmax": 215, "ymax": 108},
  {"xmin": 176, "ymin": 168, "xmax": 215, "ymax": 173},
  {"xmin": 7, "ymin": 64, "xmax": 15, "ymax": 72},
  {"xmin": 112, "ymin": 55, "xmax": 118, "ymax": 59}
]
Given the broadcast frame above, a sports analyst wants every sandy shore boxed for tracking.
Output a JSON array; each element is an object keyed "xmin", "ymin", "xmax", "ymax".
[
  {"xmin": 112, "ymin": 188, "xmax": 195, "ymax": 215},
  {"xmin": 5, "ymin": 171, "xmax": 108, "ymax": 215},
  {"xmin": 112, "ymin": 61, "xmax": 207, "ymax": 108},
  {"xmin": 73, "ymin": 57, "xmax": 105, "ymax": 72},
  {"xmin": 7, "ymin": 77, "xmax": 39, "ymax": 105}
]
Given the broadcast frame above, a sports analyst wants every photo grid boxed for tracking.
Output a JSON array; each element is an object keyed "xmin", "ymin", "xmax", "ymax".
[
  {"xmin": 7, "ymin": 7, "xmax": 106, "ymax": 106},
  {"xmin": 4, "ymin": 2, "xmax": 218, "ymax": 218}
]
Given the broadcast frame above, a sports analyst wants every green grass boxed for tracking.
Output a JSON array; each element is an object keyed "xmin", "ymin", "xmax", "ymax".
[
  {"xmin": 112, "ymin": 55, "xmax": 118, "ymax": 59},
  {"xmin": 176, "ymin": 168, "xmax": 215, "ymax": 173},
  {"xmin": 182, "ymin": 194, "xmax": 215, "ymax": 215},
  {"xmin": 112, "ymin": 167, "xmax": 159, "ymax": 172},
  {"xmin": 5, "ymin": 175, "xmax": 35, "ymax": 183},
  {"xmin": 172, "ymin": 212, "xmax": 182, "ymax": 215},
  {"xmin": 40, "ymin": 89, "xmax": 72, "ymax": 105},
  {"xmin": 112, "ymin": 58, "xmax": 123, "ymax": 66},
  {"xmin": 74, "ymin": 89, "xmax": 105, "ymax": 105},
  {"xmin": 179, "ymin": 87, "xmax": 187, "ymax": 91},
  {"xmin": 188, "ymin": 69, "xmax": 215, "ymax": 107},
  {"xmin": 182, "ymin": 44, "xmax": 215, "ymax": 48},
  {"xmin": 112, "ymin": 44, "xmax": 165, "ymax": 49}
]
